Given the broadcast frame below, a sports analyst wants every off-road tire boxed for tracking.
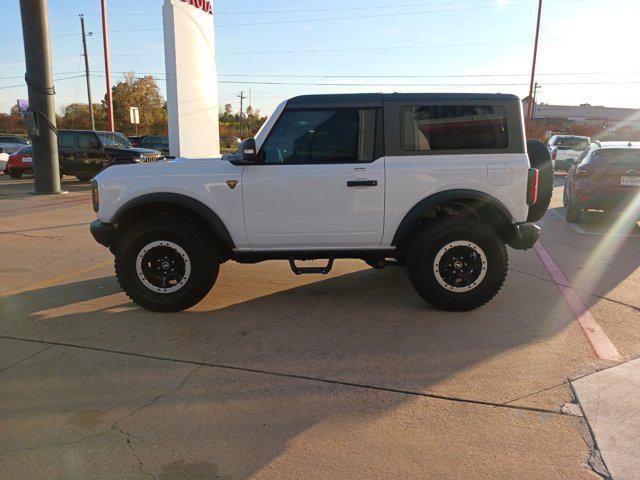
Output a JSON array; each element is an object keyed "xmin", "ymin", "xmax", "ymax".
[
  {"xmin": 406, "ymin": 217, "xmax": 508, "ymax": 311},
  {"xmin": 565, "ymin": 200, "xmax": 582, "ymax": 223},
  {"xmin": 527, "ymin": 139, "xmax": 553, "ymax": 222},
  {"xmin": 8, "ymin": 169, "xmax": 22, "ymax": 179},
  {"xmin": 115, "ymin": 215, "xmax": 219, "ymax": 312}
]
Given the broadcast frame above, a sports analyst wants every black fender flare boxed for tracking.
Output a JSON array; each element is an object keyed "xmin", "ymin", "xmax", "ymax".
[
  {"xmin": 112, "ymin": 192, "xmax": 235, "ymax": 250},
  {"xmin": 392, "ymin": 189, "xmax": 513, "ymax": 246}
]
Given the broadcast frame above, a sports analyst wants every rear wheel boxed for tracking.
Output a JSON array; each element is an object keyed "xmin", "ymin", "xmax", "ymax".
[
  {"xmin": 405, "ymin": 217, "xmax": 508, "ymax": 311},
  {"xmin": 565, "ymin": 199, "xmax": 582, "ymax": 223},
  {"xmin": 76, "ymin": 173, "xmax": 95, "ymax": 182},
  {"xmin": 115, "ymin": 215, "xmax": 219, "ymax": 312}
]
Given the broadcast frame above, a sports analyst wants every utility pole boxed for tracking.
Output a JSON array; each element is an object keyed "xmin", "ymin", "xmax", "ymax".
[
  {"xmin": 526, "ymin": 0, "xmax": 543, "ymax": 136},
  {"xmin": 18, "ymin": 0, "xmax": 63, "ymax": 195},
  {"xmin": 237, "ymin": 91, "xmax": 246, "ymax": 138},
  {"xmin": 100, "ymin": 0, "xmax": 115, "ymax": 131},
  {"xmin": 531, "ymin": 82, "xmax": 540, "ymax": 121},
  {"xmin": 80, "ymin": 14, "xmax": 95, "ymax": 130}
]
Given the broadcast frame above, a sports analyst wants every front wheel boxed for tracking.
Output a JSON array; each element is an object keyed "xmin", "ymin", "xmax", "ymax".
[
  {"xmin": 115, "ymin": 216, "xmax": 219, "ymax": 312},
  {"xmin": 8, "ymin": 169, "xmax": 22, "ymax": 179},
  {"xmin": 406, "ymin": 218, "xmax": 508, "ymax": 311}
]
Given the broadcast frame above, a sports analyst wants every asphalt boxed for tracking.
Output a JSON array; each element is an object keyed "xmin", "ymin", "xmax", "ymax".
[{"xmin": 1, "ymin": 173, "xmax": 638, "ymax": 479}]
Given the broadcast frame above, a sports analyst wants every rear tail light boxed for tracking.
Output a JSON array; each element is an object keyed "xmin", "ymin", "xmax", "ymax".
[
  {"xmin": 527, "ymin": 168, "xmax": 539, "ymax": 205},
  {"xmin": 551, "ymin": 149, "xmax": 557, "ymax": 161},
  {"xmin": 575, "ymin": 165, "xmax": 593, "ymax": 177}
]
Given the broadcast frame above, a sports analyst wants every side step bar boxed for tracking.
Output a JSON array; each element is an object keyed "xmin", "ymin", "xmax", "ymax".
[{"xmin": 289, "ymin": 258, "xmax": 334, "ymax": 275}]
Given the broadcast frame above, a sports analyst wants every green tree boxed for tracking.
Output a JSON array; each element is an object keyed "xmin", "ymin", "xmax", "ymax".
[{"xmin": 109, "ymin": 73, "xmax": 167, "ymax": 135}]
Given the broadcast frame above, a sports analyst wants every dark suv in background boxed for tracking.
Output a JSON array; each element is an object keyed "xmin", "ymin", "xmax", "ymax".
[
  {"xmin": 129, "ymin": 135, "xmax": 170, "ymax": 156},
  {"xmin": 59, "ymin": 130, "xmax": 162, "ymax": 181},
  {"xmin": 564, "ymin": 141, "xmax": 640, "ymax": 222}
]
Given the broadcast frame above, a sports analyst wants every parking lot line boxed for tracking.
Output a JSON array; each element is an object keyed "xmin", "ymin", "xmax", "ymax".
[
  {"xmin": 534, "ymin": 243, "xmax": 623, "ymax": 362},
  {"xmin": 0, "ymin": 197, "xmax": 89, "ymax": 215}
]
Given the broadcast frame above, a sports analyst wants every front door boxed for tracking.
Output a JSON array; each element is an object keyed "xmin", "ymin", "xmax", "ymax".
[{"xmin": 242, "ymin": 108, "xmax": 385, "ymax": 249}]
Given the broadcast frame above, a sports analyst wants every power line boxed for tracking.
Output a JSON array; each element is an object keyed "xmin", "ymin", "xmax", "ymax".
[
  {"xmin": 215, "ymin": 0, "xmax": 588, "ymax": 27},
  {"xmin": 0, "ymin": 75, "xmax": 85, "ymax": 90},
  {"xmin": 217, "ymin": 71, "xmax": 640, "ymax": 79}
]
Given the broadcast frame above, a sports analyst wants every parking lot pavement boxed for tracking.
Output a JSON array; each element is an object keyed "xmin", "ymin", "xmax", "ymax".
[{"xmin": 1, "ymin": 174, "xmax": 638, "ymax": 478}]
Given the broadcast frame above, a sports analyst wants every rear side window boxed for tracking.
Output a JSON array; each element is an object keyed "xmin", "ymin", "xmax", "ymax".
[
  {"xmin": 400, "ymin": 105, "xmax": 509, "ymax": 152},
  {"xmin": 261, "ymin": 108, "xmax": 376, "ymax": 164},
  {"xmin": 78, "ymin": 133, "xmax": 97, "ymax": 149},
  {"xmin": 59, "ymin": 133, "xmax": 76, "ymax": 148}
]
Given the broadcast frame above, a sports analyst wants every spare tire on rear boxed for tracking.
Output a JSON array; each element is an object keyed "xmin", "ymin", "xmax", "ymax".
[{"xmin": 526, "ymin": 139, "xmax": 553, "ymax": 222}]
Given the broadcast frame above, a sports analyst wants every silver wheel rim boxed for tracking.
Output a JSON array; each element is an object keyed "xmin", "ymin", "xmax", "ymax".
[
  {"xmin": 433, "ymin": 241, "xmax": 488, "ymax": 293},
  {"xmin": 135, "ymin": 240, "xmax": 191, "ymax": 294}
]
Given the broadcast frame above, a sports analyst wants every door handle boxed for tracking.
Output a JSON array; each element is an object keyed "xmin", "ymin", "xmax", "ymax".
[{"xmin": 347, "ymin": 180, "xmax": 378, "ymax": 187}]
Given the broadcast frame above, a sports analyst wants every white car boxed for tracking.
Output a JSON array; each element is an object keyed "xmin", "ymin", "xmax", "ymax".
[
  {"xmin": 548, "ymin": 135, "xmax": 591, "ymax": 171},
  {"xmin": 0, "ymin": 148, "xmax": 9, "ymax": 173},
  {"xmin": 89, "ymin": 93, "xmax": 552, "ymax": 312},
  {"xmin": 0, "ymin": 135, "xmax": 30, "ymax": 155}
]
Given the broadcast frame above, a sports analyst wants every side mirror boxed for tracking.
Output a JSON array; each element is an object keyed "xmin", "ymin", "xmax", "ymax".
[{"xmin": 238, "ymin": 138, "xmax": 258, "ymax": 163}]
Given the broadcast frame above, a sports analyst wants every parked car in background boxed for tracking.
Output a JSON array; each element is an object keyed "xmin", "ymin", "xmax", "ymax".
[
  {"xmin": 58, "ymin": 130, "xmax": 163, "ymax": 181},
  {"xmin": 563, "ymin": 141, "xmax": 640, "ymax": 222},
  {"xmin": 136, "ymin": 135, "xmax": 170, "ymax": 156},
  {"xmin": 0, "ymin": 135, "xmax": 30, "ymax": 154},
  {"xmin": 5, "ymin": 145, "xmax": 33, "ymax": 178},
  {"xmin": 548, "ymin": 135, "xmax": 591, "ymax": 171},
  {"xmin": 0, "ymin": 147, "xmax": 9, "ymax": 173}
]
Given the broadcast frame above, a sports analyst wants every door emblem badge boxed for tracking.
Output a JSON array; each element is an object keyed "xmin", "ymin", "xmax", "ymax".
[{"xmin": 226, "ymin": 180, "xmax": 239, "ymax": 190}]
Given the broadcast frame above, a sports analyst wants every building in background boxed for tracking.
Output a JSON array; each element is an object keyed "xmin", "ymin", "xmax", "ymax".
[{"xmin": 523, "ymin": 99, "xmax": 640, "ymax": 140}]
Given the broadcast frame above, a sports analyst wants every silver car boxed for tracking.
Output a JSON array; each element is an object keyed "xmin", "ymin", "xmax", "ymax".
[{"xmin": 0, "ymin": 135, "xmax": 30, "ymax": 154}]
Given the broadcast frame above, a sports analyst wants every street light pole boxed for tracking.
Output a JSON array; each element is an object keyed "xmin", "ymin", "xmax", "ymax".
[
  {"xmin": 18, "ymin": 0, "xmax": 63, "ymax": 195},
  {"xmin": 80, "ymin": 14, "xmax": 95, "ymax": 130},
  {"xmin": 100, "ymin": 0, "xmax": 115, "ymax": 132},
  {"xmin": 526, "ymin": 0, "xmax": 543, "ymax": 136}
]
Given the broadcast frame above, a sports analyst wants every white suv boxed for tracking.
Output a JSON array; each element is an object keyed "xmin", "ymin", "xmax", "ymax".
[{"xmin": 90, "ymin": 93, "xmax": 551, "ymax": 312}]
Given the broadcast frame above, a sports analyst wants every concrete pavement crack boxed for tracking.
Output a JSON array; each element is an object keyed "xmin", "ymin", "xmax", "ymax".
[
  {"xmin": 0, "ymin": 344, "xmax": 53, "ymax": 375},
  {"xmin": 0, "ymin": 334, "xmax": 567, "ymax": 417},
  {"xmin": 8, "ymin": 232, "xmax": 64, "ymax": 240},
  {"xmin": 500, "ymin": 380, "xmax": 570, "ymax": 408},
  {"xmin": 113, "ymin": 426, "xmax": 157, "ymax": 480}
]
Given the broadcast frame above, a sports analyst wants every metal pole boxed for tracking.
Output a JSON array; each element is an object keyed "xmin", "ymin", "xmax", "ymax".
[
  {"xmin": 100, "ymin": 0, "xmax": 115, "ymax": 132},
  {"xmin": 526, "ymin": 0, "xmax": 543, "ymax": 136},
  {"xmin": 18, "ymin": 0, "xmax": 63, "ymax": 195},
  {"xmin": 238, "ymin": 91, "xmax": 246, "ymax": 138},
  {"xmin": 80, "ymin": 15, "xmax": 95, "ymax": 130}
]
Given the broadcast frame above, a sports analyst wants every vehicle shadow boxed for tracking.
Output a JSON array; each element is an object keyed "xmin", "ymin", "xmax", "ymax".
[{"xmin": 0, "ymin": 261, "xmax": 597, "ymax": 478}]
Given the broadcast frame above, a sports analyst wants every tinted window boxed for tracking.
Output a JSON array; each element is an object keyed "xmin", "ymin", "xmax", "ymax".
[
  {"xmin": 0, "ymin": 136, "xmax": 27, "ymax": 143},
  {"xmin": 261, "ymin": 109, "xmax": 376, "ymax": 164},
  {"xmin": 78, "ymin": 133, "xmax": 98, "ymax": 149},
  {"xmin": 400, "ymin": 105, "xmax": 509, "ymax": 151},
  {"xmin": 98, "ymin": 132, "xmax": 131, "ymax": 148},
  {"xmin": 59, "ymin": 132, "xmax": 76, "ymax": 148}
]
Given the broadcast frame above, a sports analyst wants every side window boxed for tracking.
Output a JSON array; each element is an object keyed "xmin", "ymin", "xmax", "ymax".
[
  {"xmin": 577, "ymin": 147, "xmax": 591, "ymax": 165},
  {"xmin": 400, "ymin": 105, "xmax": 509, "ymax": 152},
  {"xmin": 260, "ymin": 108, "xmax": 376, "ymax": 164},
  {"xmin": 59, "ymin": 133, "xmax": 76, "ymax": 148},
  {"xmin": 78, "ymin": 133, "xmax": 98, "ymax": 149}
]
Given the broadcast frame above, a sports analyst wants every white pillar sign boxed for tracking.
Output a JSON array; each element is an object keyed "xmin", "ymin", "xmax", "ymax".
[{"xmin": 163, "ymin": 0, "xmax": 220, "ymax": 158}]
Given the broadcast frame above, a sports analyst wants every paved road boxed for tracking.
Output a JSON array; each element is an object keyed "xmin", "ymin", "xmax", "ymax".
[{"xmin": 1, "ymin": 174, "xmax": 638, "ymax": 479}]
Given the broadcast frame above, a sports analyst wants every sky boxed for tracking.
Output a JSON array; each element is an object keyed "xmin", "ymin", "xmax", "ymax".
[{"xmin": 1, "ymin": 0, "xmax": 640, "ymax": 117}]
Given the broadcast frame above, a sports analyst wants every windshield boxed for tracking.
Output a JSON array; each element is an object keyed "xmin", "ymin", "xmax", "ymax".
[
  {"xmin": 556, "ymin": 137, "xmax": 590, "ymax": 149},
  {"xmin": 97, "ymin": 132, "xmax": 131, "ymax": 148}
]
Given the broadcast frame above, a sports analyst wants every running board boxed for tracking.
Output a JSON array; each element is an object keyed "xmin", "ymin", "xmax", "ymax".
[{"xmin": 289, "ymin": 258, "xmax": 334, "ymax": 275}]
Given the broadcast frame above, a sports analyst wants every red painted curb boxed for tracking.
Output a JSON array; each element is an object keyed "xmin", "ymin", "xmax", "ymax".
[{"xmin": 534, "ymin": 243, "xmax": 623, "ymax": 362}]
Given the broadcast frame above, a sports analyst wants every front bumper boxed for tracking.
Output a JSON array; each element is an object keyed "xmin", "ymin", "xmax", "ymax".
[
  {"xmin": 90, "ymin": 220, "xmax": 116, "ymax": 248},
  {"xmin": 505, "ymin": 222, "xmax": 540, "ymax": 250}
]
